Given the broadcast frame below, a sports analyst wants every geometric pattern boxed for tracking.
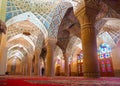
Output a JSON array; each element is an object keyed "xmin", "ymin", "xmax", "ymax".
[
  {"xmin": 3, "ymin": 0, "xmax": 120, "ymax": 61},
  {"xmin": 98, "ymin": 32, "xmax": 116, "ymax": 48},
  {"xmin": 54, "ymin": 46, "xmax": 63, "ymax": 60},
  {"xmin": 5, "ymin": 0, "xmax": 76, "ymax": 38},
  {"xmin": 49, "ymin": 1, "xmax": 73, "ymax": 38},
  {"xmin": 5, "ymin": 0, "xmax": 58, "ymax": 37},
  {"xmin": 66, "ymin": 36, "xmax": 81, "ymax": 56},
  {"xmin": 7, "ymin": 50, "xmax": 24, "ymax": 60},
  {"xmin": 98, "ymin": 18, "xmax": 120, "ymax": 46},
  {"xmin": 5, "ymin": 0, "xmax": 120, "ymax": 39},
  {"xmin": 6, "ymin": 20, "xmax": 41, "ymax": 60},
  {"xmin": 7, "ymin": 20, "xmax": 40, "ymax": 45}
]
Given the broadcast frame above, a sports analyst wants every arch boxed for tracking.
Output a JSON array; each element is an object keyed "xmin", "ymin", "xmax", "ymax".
[
  {"xmin": 8, "ymin": 56, "xmax": 22, "ymax": 62},
  {"xmin": 6, "ymin": 12, "xmax": 48, "ymax": 39},
  {"xmin": 97, "ymin": 18, "xmax": 120, "ymax": 45},
  {"xmin": 53, "ymin": 45, "xmax": 64, "ymax": 76},
  {"xmin": 49, "ymin": 1, "xmax": 73, "ymax": 38},
  {"xmin": 8, "ymin": 50, "xmax": 24, "ymax": 61},
  {"xmin": 56, "ymin": 4, "xmax": 80, "ymax": 54},
  {"xmin": 66, "ymin": 36, "xmax": 82, "ymax": 55},
  {"xmin": 8, "ymin": 50, "xmax": 24, "ymax": 58},
  {"xmin": 8, "ymin": 34, "xmax": 35, "ymax": 51},
  {"xmin": 97, "ymin": 18, "xmax": 120, "ymax": 34},
  {"xmin": 98, "ymin": 31, "xmax": 116, "ymax": 48},
  {"xmin": 8, "ymin": 44, "xmax": 28, "ymax": 54},
  {"xmin": 98, "ymin": 43, "xmax": 114, "ymax": 76},
  {"xmin": 54, "ymin": 46, "xmax": 63, "ymax": 62},
  {"xmin": 61, "ymin": 0, "xmax": 81, "ymax": 12}
]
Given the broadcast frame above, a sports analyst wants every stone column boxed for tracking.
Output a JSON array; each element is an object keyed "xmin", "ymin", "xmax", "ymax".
[
  {"xmin": 21, "ymin": 61, "xmax": 25, "ymax": 75},
  {"xmin": 0, "ymin": 46, "xmax": 7, "ymax": 75},
  {"xmin": 0, "ymin": 33, "xmax": 7, "ymax": 75},
  {"xmin": 27, "ymin": 54, "xmax": 33, "ymax": 76},
  {"xmin": 74, "ymin": 1, "xmax": 100, "ymax": 78},
  {"xmin": 22, "ymin": 58, "xmax": 27, "ymax": 75},
  {"xmin": 64, "ymin": 53, "xmax": 69, "ymax": 76},
  {"xmin": 34, "ymin": 51, "xmax": 41, "ymax": 76},
  {"xmin": 45, "ymin": 39, "xmax": 56, "ymax": 76},
  {"xmin": 39, "ymin": 58, "xmax": 43, "ymax": 76},
  {"xmin": 0, "ymin": 0, "xmax": 7, "ymax": 75}
]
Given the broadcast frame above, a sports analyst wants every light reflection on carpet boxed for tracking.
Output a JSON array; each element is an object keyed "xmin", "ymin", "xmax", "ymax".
[
  {"xmin": 25, "ymin": 78, "xmax": 120, "ymax": 86},
  {"xmin": 1, "ymin": 76, "xmax": 120, "ymax": 86}
]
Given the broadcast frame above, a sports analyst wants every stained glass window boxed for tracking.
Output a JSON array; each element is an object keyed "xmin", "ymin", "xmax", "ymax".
[
  {"xmin": 106, "ymin": 60, "xmax": 112, "ymax": 72},
  {"xmin": 98, "ymin": 43, "xmax": 112, "ymax": 73},
  {"xmin": 98, "ymin": 43, "xmax": 111, "ymax": 59},
  {"xmin": 101, "ymin": 60, "xmax": 106, "ymax": 72},
  {"xmin": 78, "ymin": 52, "xmax": 83, "ymax": 63}
]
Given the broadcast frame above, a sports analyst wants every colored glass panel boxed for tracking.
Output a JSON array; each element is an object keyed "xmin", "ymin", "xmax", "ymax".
[{"xmin": 98, "ymin": 43, "xmax": 111, "ymax": 59}]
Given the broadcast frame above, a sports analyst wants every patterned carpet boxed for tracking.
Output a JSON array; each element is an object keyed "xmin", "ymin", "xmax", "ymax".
[{"xmin": 0, "ymin": 76, "xmax": 120, "ymax": 86}]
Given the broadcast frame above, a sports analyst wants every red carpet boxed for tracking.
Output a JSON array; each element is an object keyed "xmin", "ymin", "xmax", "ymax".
[
  {"xmin": 1, "ymin": 76, "xmax": 120, "ymax": 86},
  {"xmin": 0, "ymin": 76, "xmax": 64, "ymax": 86}
]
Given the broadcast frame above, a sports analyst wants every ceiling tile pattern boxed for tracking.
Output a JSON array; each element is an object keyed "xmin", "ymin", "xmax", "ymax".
[
  {"xmin": 5, "ymin": 0, "xmax": 60, "ymax": 37},
  {"xmin": 7, "ymin": 20, "xmax": 40, "ymax": 44},
  {"xmin": 3, "ymin": 0, "xmax": 120, "ymax": 61},
  {"xmin": 49, "ymin": 2, "xmax": 72, "ymax": 38},
  {"xmin": 7, "ymin": 38, "xmax": 33, "ymax": 53},
  {"xmin": 5, "ymin": 0, "xmax": 75, "ymax": 38},
  {"xmin": 8, "ymin": 45, "xmax": 28, "ymax": 56}
]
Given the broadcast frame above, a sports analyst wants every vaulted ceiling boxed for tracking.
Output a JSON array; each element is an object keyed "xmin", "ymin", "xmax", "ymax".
[{"xmin": 2, "ymin": 0, "xmax": 120, "ymax": 62}]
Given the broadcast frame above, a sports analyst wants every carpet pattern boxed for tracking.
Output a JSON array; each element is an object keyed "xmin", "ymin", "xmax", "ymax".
[{"xmin": 0, "ymin": 76, "xmax": 120, "ymax": 86}]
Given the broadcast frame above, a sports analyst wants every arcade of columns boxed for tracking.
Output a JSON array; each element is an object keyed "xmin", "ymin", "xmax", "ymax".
[{"xmin": 0, "ymin": 0, "xmax": 109, "ymax": 78}]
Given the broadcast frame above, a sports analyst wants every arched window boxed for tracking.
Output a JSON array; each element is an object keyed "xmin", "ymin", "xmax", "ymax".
[
  {"xmin": 98, "ymin": 43, "xmax": 114, "ymax": 76},
  {"xmin": 77, "ymin": 51, "xmax": 83, "ymax": 76},
  {"xmin": 76, "ymin": 43, "xmax": 114, "ymax": 76}
]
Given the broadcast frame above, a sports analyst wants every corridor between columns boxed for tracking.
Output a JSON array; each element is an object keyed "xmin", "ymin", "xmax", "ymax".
[{"xmin": 0, "ymin": 0, "xmax": 120, "ymax": 79}]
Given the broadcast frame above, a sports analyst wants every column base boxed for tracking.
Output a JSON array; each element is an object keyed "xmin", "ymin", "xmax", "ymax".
[{"xmin": 84, "ymin": 72, "xmax": 100, "ymax": 78}]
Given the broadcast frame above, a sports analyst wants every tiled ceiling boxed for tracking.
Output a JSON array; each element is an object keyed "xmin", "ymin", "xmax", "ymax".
[{"xmin": 4, "ymin": 0, "xmax": 120, "ymax": 61}]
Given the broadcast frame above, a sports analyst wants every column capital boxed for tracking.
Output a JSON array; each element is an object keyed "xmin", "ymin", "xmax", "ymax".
[
  {"xmin": 75, "ymin": 6, "xmax": 99, "ymax": 25},
  {"xmin": 75, "ymin": 0, "xmax": 100, "ymax": 15},
  {"xmin": 74, "ymin": 0, "xmax": 101, "ymax": 25}
]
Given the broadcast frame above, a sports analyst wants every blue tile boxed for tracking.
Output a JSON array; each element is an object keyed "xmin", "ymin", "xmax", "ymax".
[
  {"xmin": 6, "ymin": 12, "xmax": 12, "ymax": 21},
  {"xmin": 44, "ymin": 21, "xmax": 50, "ymax": 29},
  {"xmin": 7, "ymin": 7, "xmax": 11, "ymax": 12},
  {"xmin": 12, "ymin": 6, "xmax": 16, "ymax": 10},
  {"xmin": 7, "ymin": 1, "xmax": 11, "ymax": 6}
]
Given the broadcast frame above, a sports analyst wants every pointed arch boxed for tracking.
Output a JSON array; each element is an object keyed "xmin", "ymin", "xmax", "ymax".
[
  {"xmin": 8, "ymin": 34, "xmax": 35, "ymax": 51},
  {"xmin": 8, "ymin": 50, "xmax": 24, "ymax": 60},
  {"xmin": 8, "ymin": 44, "xmax": 28, "ymax": 54},
  {"xmin": 6, "ymin": 12, "xmax": 48, "ymax": 39}
]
